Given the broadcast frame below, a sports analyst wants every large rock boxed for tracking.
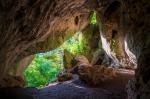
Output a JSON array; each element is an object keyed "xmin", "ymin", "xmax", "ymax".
[
  {"xmin": 72, "ymin": 55, "xmax": 116, "ymax": 86},
  {"xmin": 63, "ymin": 50, "xmax": 75, "ymax": 69},
  {"xmin": 81, "ymin": 24, "xmax": 103, "ymax": 64},
  {"xmin": 78, "ymin": 64, "xmax": 117, "ymax": 86}
]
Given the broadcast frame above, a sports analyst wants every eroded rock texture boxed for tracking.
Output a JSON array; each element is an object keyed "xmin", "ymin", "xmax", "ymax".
[
  {"xmin": 63, "ymin": 24, "xmax": 103, "ymax": 69},
  {"xmin": 123, "ymin": 0, "xmax": 150, "ymax": 98},
  {"xmin": 64, "ymin": 55, "xmax": 117, "ymax": 86},
  {"xmin": 0, "ymin": 0, "xmax": 150, "ymax": 99},
  {"xmin": 93, "ymin": 0, "xmax": 150, "ymax": 98},
  {"xmin": 81, "ymin": 24, "xmax": 102, "ymax": 64},
  {"xmin": 0, "ymin": 0, "xmax": 90, "ymax": 85},
  {"xmin": 1, "ymin": 55, "xmax": 35, "ymax": 87},
  {"xmin": 94, "ymin": 0, "xmax": 135, "ymax": 68},
  {"xmin": 77, "ymin": 62, "xmax": 117, "ymax": 86}
]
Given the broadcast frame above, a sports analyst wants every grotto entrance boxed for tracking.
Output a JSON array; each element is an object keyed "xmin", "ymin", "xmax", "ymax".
[
  {"xmin": 0, "ymin": 0, "xmax": 150, "ymax": 98},
  {"xmin": 0, "ymin": 11, "xmax": 136, "ymax": 99},
  {"xmin": 23, "ymin": 12, "xmax": 102, "ymax": 88},
  {"xmin": 22, "ymin": 24, "xmax": 135, "ymax": 99},
  {"xmin": 24, "ymin": 32, "xmax": 84, "ymax": 88}
]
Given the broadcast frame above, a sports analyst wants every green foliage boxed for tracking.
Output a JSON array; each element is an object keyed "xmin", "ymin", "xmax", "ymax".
[
  {"xmin": 24, "ymin": 32, "xmax": 86, "ymax": 88},
  {"xmin": 91, "ymin": 11, "xmax": 97, "ymax": 24},
  {"xmin": 61, "ymin": 32, "xmax": 85, "ymax": 55},
  {"xmin": 24, "ymin": 50, "xmax": 64, "ymax": 88}
]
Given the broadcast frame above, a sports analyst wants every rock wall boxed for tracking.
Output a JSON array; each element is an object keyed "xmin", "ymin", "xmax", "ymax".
[
  {"xmin": 0, "ymin": 0, "xmax": 90, "ymax": 85},
  {"xmin": 81, "ymin": 24, "xmax": 103, "ymax": 65},
  {"xmin": 92, "ymin": 0, "xmax": 150, "ymax": 98},
  {"xmin": 123, "ymin": 0, "xmax": 150, "ymax": 98},
  {"xmin": 0, "ymin": 0, "xmax": 150, "ymax": 98},
  {"xmin": 95, "ymin": 1, "xmax": 134, "ymax": 68},
  {"xmin": 0, "ymin": 55, "xmax": 34, "ymax": 87},
  {"xmin": 63, "ymin": 24, "xmax": 103, "ymax": 68},
  {"xmin": 63, "ymin": 50, "xmax": 75, "ymax": 69}
]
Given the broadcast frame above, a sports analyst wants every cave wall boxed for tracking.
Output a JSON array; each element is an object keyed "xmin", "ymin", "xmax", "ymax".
[
  {"xmin": 0, "ymin": 0, "xmax": 91, "ymax": 86},
  {"xmin": 63, "ymin": 24, "xmax": 102, "ymax": 69},
  {"xmin": 123, "ymin": 0, "xmax": 150, "ymax": 98},
  {"xmin": 95, "ymin": 0, "xmax": 135, "ymax": 68},
  {"xmin": 0, "ymin": 0, "xmax": 150, "ymax": 98},
  {"xmin": 0, "ymin": 55, "xmax": 34, "ymax": 87},
  {"xmin": 92, "ymin": 0, "xmax": 150, "ymax": 98},
  {"xmin": 81, "ymin": 24, "xmax": 103, "ymax": 65}
]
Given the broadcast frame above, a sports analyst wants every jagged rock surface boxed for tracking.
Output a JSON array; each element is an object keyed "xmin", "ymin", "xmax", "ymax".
[
  {"xmin": 0, "ymin": 0, "xmax": 150, "ymax": 99},
  {"xmin": 94, "ymin": 0, "xmax": 150, "ymax": 98},
  {"xmin": 0, "ymin": 0, "xmax": 90, "ymax": 85}
]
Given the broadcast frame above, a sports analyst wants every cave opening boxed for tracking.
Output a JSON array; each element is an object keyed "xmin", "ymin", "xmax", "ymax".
[
  {"xmin": 22, "ymin": 11, "xmax": 135, "ymax": 93},
  {"xmin": 1, "ymin": 0, "xmax": 149, "ymax": 98},
  {"xmin": 24, "ymin": 11, "xmax": 98, "ymax": 88},
  {"xmin": 24, "ymin": 32, "xmax": 84, "ymax": 88}
]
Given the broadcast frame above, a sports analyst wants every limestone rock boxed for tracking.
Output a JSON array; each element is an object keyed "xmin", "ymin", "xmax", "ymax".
[
  {"xmin": 0, "ymin": 0, "xmax": 90, "ymax": 84},
  {"xmin": 74, "ymin": 55, "xmax": 90, "ymax": 65},
  {"xmin": 0, "ymin": 0, "xmax": 150, "ymax": 98},
  {"xmin": 126, "ymin": 78, "xmax": 137, "ymax": 99},
  {"xmin": 81, "ymin": 24, "xmax": 102, "ymax": 63},
  {"xmin": 57, "ymin": 70, "xmax": 73, "ymax": 82},
  {"xmin": 73, "ymin": 56, "xmax": 117, "ymax": 86},
  {"xmin": 63, "ymin": 50, "xmax": 75, "ymax": 69},
  {"xmin": 0, "ymin": 75, "xmax": 25, "ymax": 88},
  {"xmin": 78, "ymin": 64, "xmax": 117, "ymax": 86}
]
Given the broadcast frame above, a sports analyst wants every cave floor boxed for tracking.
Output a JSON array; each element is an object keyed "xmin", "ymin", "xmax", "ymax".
[{"xmin": 0, "ymin": 69, "xmax": 134, "ymax": 99}]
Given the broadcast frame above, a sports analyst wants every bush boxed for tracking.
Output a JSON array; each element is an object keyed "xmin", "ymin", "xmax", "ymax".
[{"xmin": 24, "ymin": 32, "xmax": 86, "ymax": 88}]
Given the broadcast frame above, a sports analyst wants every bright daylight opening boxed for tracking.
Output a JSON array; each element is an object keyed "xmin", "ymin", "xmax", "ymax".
[
  {"xmin": 24, "ymin": 32, "xmax": 84, "ymax": 88},
  {"xmin": 24, "ymin": 11, "xmax": 97, "ymax": 88}
]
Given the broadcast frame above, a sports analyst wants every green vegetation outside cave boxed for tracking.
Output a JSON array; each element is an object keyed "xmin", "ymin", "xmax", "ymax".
[{"xmin": 24, "ymin": 12, "xmax": 97, "ymax": 88}]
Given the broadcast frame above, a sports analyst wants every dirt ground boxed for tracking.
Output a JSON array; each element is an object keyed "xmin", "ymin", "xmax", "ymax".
[{"xmin": 0, "ymin": 69, "xmax": 134, "ymax": 99}]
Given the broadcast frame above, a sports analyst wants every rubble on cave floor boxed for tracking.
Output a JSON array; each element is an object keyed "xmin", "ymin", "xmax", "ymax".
[
  {"xmin": 0, "ymin": 69, "xmax": 134, "ymax": 99},
  {"xmin": 0, "ymin": 55, "xmax": 135, "ymax": 99},
  {"xmin": 57, "ymin": 55, "xmax": 135, "ymax": 87}
]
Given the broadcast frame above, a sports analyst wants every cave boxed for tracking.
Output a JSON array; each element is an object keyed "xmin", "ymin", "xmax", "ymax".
[{"xmin": 0, "ymin": 0, "xmax": 150, "ymax": 99}]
